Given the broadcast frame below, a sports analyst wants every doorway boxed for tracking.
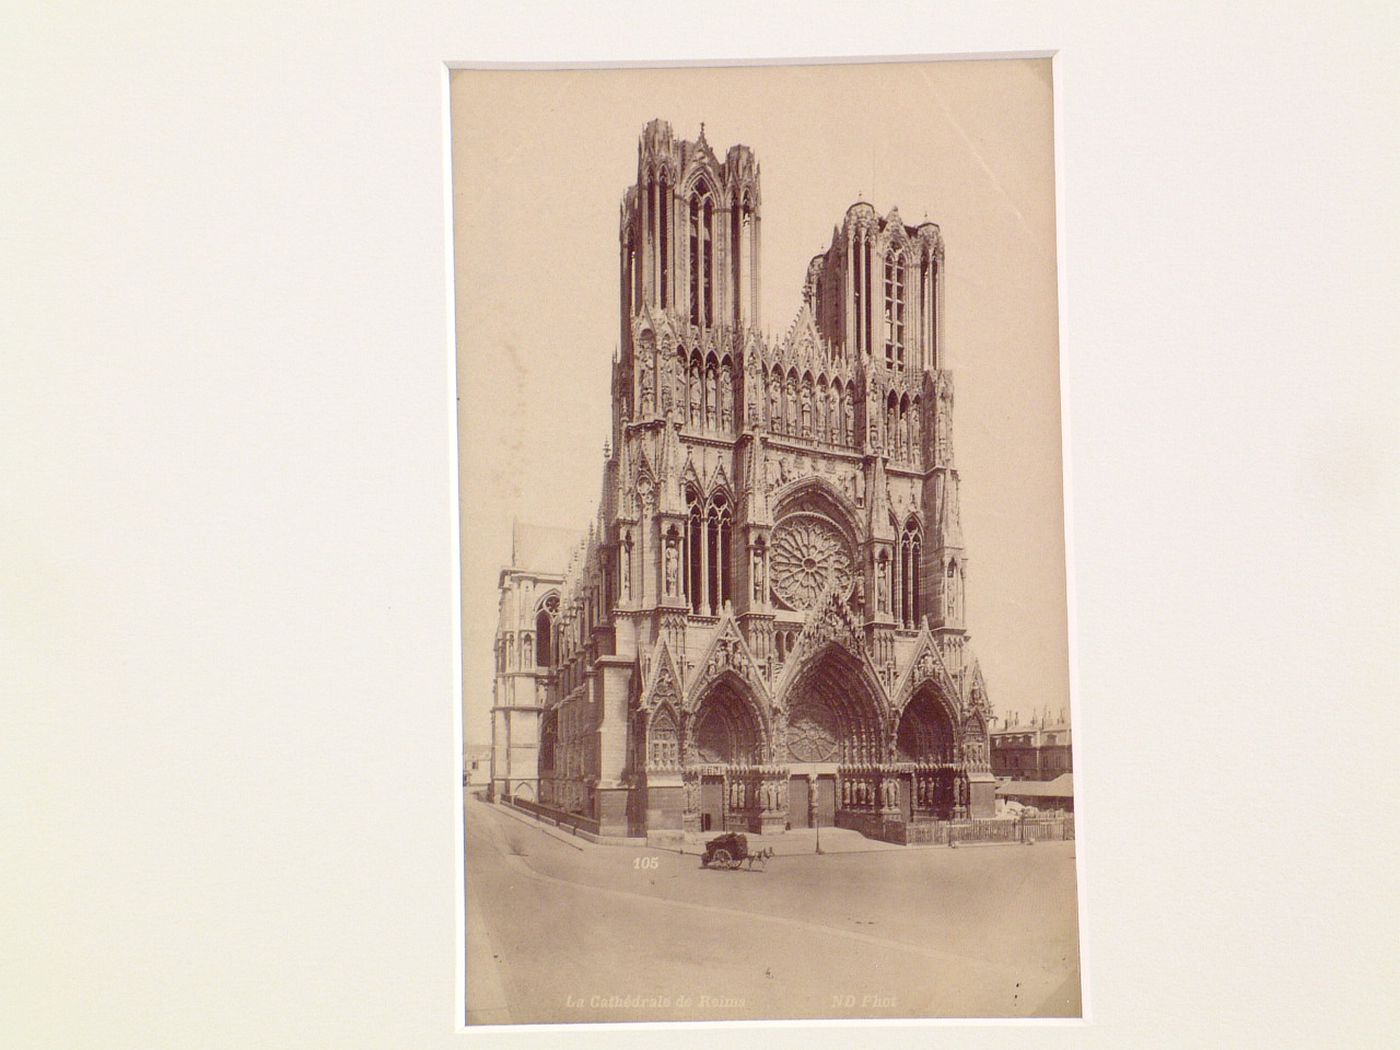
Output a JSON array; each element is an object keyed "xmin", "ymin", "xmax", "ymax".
[
  {"xmin": 789, "ymin": 776, "xmax": 810, "ymax": 829},
  {"xmin": 700, "ymin": 776, "xmax": 724, "ymax": 832},
  {"xmin": 815, "ymin": 775, "xmax": 836, "ymax": 827}
]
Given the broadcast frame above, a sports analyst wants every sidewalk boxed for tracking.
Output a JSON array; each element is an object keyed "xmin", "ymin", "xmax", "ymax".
[{"xmin": 651, "ymin": 826, "xmax": 904, "ymax": 856}]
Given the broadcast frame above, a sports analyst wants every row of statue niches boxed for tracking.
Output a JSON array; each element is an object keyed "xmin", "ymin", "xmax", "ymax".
[
  {"xmin": 684, "ymin": 772, "xmax": 971, "ymax": 813},
  {"xmin": 634, "ymin": 355, "xmax": 946, "ymax": 462},
  {"xmin": 841, "ymin": 771, "xmax": 968, "ymax": 810},
  {"xmin": 723, "ymin": 777, "xmax": 788, "ymax": 812}
]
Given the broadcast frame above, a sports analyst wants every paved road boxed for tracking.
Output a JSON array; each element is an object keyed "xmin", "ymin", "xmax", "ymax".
[{"xmin": 465, "ymin": 796, "xmax": 1080, "ymax": 1024}]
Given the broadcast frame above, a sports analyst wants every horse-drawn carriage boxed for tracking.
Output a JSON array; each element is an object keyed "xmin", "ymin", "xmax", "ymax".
[{"xmin": 700, "ymin": 831, "xmax": 774, "ymax": 871}]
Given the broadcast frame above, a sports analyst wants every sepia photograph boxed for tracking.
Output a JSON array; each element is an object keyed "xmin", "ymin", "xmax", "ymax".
[
  {"xmin": 9, "ymin": 3, "xmax": 1396, "ymax": 1048},
  {"xmin": 454, "ymin": 58, "xmax": 1080, "ymax": 1025}
]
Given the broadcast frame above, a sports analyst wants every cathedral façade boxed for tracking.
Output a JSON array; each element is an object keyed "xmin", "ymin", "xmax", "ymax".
[{"xmin": 490, "ymin": 120, "xmax": 995, "ymax": 843}]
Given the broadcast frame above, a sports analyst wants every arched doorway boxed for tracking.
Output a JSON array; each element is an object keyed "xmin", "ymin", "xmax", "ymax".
[
  {"xmin": 691, "ymin": 680, "xmax": 764, "ymax": 765},
  {"xmin": 785, "ymin": 642, "xmax": 885, "ymax": 764},
  {"xmin": 895, "ymin": 686, "xmax": 955, "ymax": 762},
  {"xmin": 686, "ymin": 677, "xmax": 768, "ymax": 833},
  {"xmin": 896, "ymin": 684, "xmax": 961, "ymax": 819},
  {"xmin": 783, "ymin": 642, "xmax": 885, "ymax": 829}
]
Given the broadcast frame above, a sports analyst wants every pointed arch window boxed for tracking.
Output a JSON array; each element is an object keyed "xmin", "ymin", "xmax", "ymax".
[
  {"xmin": 659, "ymin": 171, "xmax": 670, "ymax": 307},
  {"xmin": 703, "ymin": 198, "xmax": 714, "ymax": 326},
  {"xmin": 646, "ymin": 172, "xmax": 656, "ymax": 303},
  {"xmin": 686, "ymin": 487, "xmax": 703, "ymax": 614},
  {"xmin": 629, "ymin": 232, "xmax": 641, "ymax": 316},
  {"xmin": 919, "ymin": 255, "xmax": 930, "ymax": 369},
  {"xmin": 689, "ymin": 196, "xmax": 700, "ymax": 325},
  {"xmin": 706, "ymin": 492, "xmax": 733, "ymax": 614},
  {"xmin": 853, "ymin": 231, "xmax": 864, "ymax": 353},
  {"xmin": 898, "ymin": 520, "xmax": 922, "ymax": 629},
  {"xmin": 684, "ymin": 487, "xmax": 732, "ymax": 616},
  {"xmin": 535, "ymin": 593, "xmax": 559, "ymax": 666},
  {"xmin": 688, "ymin": 182, "xmax": 715, "ymax": 328},
  {"xmin": 884, "ymin": 252, "xmax": 906, "ymax": 369}
]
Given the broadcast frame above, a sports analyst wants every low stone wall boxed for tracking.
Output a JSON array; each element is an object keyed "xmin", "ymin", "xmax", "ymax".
[
  {"xmin": 509, "ymin": 796, "xmax": 601, "ymax": 838},
  {"xmin": 834, "ymin": 809, "xmax": 904, "ymax": 843}
]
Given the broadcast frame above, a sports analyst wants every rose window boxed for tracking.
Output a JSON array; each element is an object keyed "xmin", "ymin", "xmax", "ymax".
[{"xmin": 770, "ymin": 513, "xmax": 853, "ymax": 610}]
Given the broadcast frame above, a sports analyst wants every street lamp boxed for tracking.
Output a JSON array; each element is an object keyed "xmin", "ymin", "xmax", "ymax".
[{"xmin": 812, "ymin": 780, "xmax": 823, "ymax": 855}]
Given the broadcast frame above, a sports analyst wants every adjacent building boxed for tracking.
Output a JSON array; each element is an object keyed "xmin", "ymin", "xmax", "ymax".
[
  {"xmin": 989, "ymin": 710, "xmax": 1073, "ymax": 781},
  {"xmin": 488, "ymin": 120, "xmax": 999, "ymax": 842},
  {"xmin": 488, "ymin": 522, "xmax": 576, "ymax": 802}
]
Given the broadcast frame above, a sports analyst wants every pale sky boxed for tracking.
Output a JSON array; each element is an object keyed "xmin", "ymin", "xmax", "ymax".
[{"xmin": 452, "ymin": 59, "xmax": 1066, "ymax": 747}]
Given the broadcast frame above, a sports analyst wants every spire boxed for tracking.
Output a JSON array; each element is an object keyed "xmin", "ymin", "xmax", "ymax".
[
  {"xmin": 655, "ymin": 419, "xmax": 685, "ymax": 515},
  {"xmin": 614, "ymin": 426, "xmax": 631, "ymax": 519},
  {"xmin": 869, "ymin": 453, "xmax": 890, "ymax": 522},
  {"xmin": 938, "ymin": 471, "xmax": 964, "ymax": 550},
  {"xmin": 743, "ymin": 434, "xmax": 772, "ymax": 524}
]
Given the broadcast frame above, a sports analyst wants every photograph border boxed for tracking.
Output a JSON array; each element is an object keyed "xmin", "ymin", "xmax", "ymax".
[{"xmin": 446, "ymin": 48, "xmax": 1088, "ymax": 1036}]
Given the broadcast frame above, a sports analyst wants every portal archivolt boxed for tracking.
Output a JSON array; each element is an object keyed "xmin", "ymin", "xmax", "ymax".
[
  {"xmin": 895, "ymin": 684, "xmax": 956, "ymax": 763},
  {"xmin": 783, "ymin": 642, "xmax": 886, "ymax": 763},
  {"xmin": 688, "ymin": 677, "xmax": 767, "ymax": 765}
]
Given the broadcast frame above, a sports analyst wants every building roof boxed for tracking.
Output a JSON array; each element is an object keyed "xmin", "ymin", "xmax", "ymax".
[
  {"xmin": 990, "ymin": 720, "xmax": 1072, "ymax": 738},
  {"xmin": 510, "ymin": 520, "xmax": 580, "ymax": 577},
  {"xmin": 995, "ymin": 774, "xmax": 1073, "ymax": 798}
]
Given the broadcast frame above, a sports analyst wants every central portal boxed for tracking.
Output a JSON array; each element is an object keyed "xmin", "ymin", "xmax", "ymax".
[{"xmin": 783, "ymin": 641, "xmax": 885, "ymax": 765}]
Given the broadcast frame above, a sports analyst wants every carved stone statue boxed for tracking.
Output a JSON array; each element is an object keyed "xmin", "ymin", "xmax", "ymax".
[
  {"xmin": 664, "ymin": 542, "xmax": 679, "ymax": 596},
  {"xmin": 800, "ymin": 385, "xmax": 812, "ymax": 437},
  {"xmin": 620, "ymin": 541, "xmax": 631, "ymax": 599},
  {"xmin": 675, "ymin": 352, "xmax": 687, "ymax": 419},
  {"xmin": 638, "ymin": 350, "xmax": 654, "ymax": 415},
  {"xmin": 909, "ymin": 401, "xmax": 921, "ymax": 462},
  {"xmin": 720, "ymin": 365, "xmax": 734, "ymax": 429},
  {"xmin": 769, "ymin": 375, "xmax": 781, "ymax": 430},
  {"xmin": 706, "ymin": 368, "xmax": 718, "ymax": 428},
  {"xmin": 689, "ymin": 364, "xmax": 701, "ymax": 425},
  {"xmin": 936, "ymin": 384, "xmax": 952, "ymax": 463},
  {"xmin": 876, "ymin": 558, "xmax": 889, "ymax": 613},
  {"xmin": 844, "ymin": 396, "xmax": 854, "ymax": 445},
  {"xmin": 752, "ymin": 547, "xmax": 766, "ymax": 601},
  {"xmin": 660, "ymin": 351, "xmax": 674, "ymax": 416}
]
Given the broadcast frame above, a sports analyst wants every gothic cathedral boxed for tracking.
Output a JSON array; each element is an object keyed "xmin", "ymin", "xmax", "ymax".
[{"xmin": 491, "ymin": 120, "xmax": 995, "ymax": 842}]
